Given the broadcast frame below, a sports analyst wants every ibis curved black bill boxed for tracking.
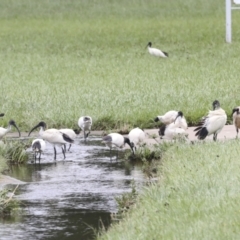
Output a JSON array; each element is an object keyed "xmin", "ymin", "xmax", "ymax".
[
  {"xmin": 9, "ymin": 120, "xmax": 21, "ymax": 137},
  {"xmin": 28, "ymin": 122, "xmax": 47, "ymax": 137},
  {"xmin": 28, "ymin": 125, "xmax": 39, "ymax": 137}
]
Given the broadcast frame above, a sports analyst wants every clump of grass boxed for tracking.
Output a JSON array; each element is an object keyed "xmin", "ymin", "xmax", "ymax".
[
  {"xmin": 4, "ymin": 140, "xmax": 31, "ymax": 164},
  {"xmin": 0, "ymin": 185, "xmax": 20, "ymax": 217}
]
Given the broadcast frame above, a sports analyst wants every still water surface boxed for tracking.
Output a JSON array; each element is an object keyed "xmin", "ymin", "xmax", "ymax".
[{"xmin": 0, "ymin": 136, "xmax": 146, "ymax": 240}]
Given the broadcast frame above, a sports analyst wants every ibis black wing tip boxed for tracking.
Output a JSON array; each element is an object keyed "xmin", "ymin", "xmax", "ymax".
[{"xmin": 62, "ymin": 132, "xmax": 74, "ymax": 143}]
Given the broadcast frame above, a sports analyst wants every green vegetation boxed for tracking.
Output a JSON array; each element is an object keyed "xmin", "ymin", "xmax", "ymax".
[
  {"xmin": 0, "ymin": 140, "xmax": 30, "ymax": 165},
  {"xmin": 99, "ymin": 140, "xmax": 240, "ymax": 239},
  {"xmin": 0, "ymin": 185, "xmax": 20, "ymax": 216},
  {"xmin": 0, "ymin": 0, "xmax": 239, "ymax": 132},
  {"xmin": 1, "ymin": 0, "xmax": 240, "ymax": 237}
]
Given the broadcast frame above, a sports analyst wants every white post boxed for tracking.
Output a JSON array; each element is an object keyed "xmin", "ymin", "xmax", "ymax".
[{"xmin": 226, "ymin": 0, "xmax": 232, "ymax": 43}]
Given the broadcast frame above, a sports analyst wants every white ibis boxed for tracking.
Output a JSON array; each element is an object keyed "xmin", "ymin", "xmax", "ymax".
[
  {"xmin": 232, "ymin": 106, "xmax": 240, "ymax": 137},
  {"xmin": 0, "ymin": 119, "xmax": 21, "ymax": 139},
  {"xmin": 146, "ymin": 42, "xmax": 168, "ymax": 58},
  {"xmin": 155, "ymin": 110, "xmax": 187, "ymax": 129},
  {"xmin": 28, "ymin": 121, "xmax": 74, "ymax": 160},
  {"xmin": 159, "ymin": 123, "xmax": 188, "ymax": 140},
  {"xmin": 173, "ymin": 111, "xmax": 188, "ymax": 130},
  {"xmin": 59, "ymin": 128, "xmax": 79, "ymax": 151},
  {"xmin": 194, "ymin": 100, "xmax": 227, "ymax": 141},
  {"xmin": 32, "ymin": 139, "xmax": 46, "ymax": 161},
  {"xmin": 128, "ymin": 127, "xmax": 145, "ymax": 154},
  {"xmin": 78, "ymin": 116, "xmax": 92, "ymax": 140},
  {"xmin": 102, "ymin": 133, "xmax": 133, "ymax": 158}
]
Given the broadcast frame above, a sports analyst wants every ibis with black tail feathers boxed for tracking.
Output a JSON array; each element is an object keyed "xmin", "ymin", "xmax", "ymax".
[
  {"xmin": 146, "ymin": 42, "xmax": 168, "ymax": 58},
  {"xmin": 194, "ymin": 100, "xmax": 227, "ymax": 141},
  {"xmin": 28, "ymin": 121, "xmax": 74, "ymax": 160}
]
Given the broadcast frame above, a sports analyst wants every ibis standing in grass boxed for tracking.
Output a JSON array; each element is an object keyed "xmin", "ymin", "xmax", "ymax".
[
  {"xmin": 194, "ymin": 100, "xmax": 227, "ymax": 141},
  {"xmin": 0, "ymin": 120, "xmax": 21, "ymax": 139},
  {"xmin": 146, "ymin": 42, "xmax": 168, "ymax": 58},
  {"xmin": 31, "ymin": 139, "xmax": 46, "ymax": 162},
  {"xmin": 102, "ymin": 133, "xmax": 133, "ymax": 158},
  {"xmin": 78, "ymin": 116, "xmax": 92, "ymax": 140},
  {"xmin": 232, "ymin": 106, "xmax": 240, "ymax": 137},
  {"xmin": 28, "ymin": 121, "xmax": 74, "ymax": 160},
  {"xmin": 128, "ymin": 127, "xmax": 145, "ymax": 154}
]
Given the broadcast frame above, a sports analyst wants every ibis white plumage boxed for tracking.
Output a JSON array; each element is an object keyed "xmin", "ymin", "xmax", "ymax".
[
  {"xmin": 102, "ymin": 133, "xmax": 133, "ymax": 158},
  {"xmin": 128, "ymin": 127, "xmax": 145, "ymax": 154},
  {"xmin": 194, "ymin": 100, "xmax": 227, "ymax": 141},
  {"xmin": 155, "ymin": 110, "xmax": 188, "ymax": 129},
  {"xmin": 0, "ymin": 119, "xmax": 21, "ymax": 139},
  {"xmin": 28, "ymin": 121, "xmax": 74, "ymax": 160},
  {"xmin": 232, "ymin": 106, "xmax": 240, "ymax": 137},
  {"xmin": 78, "ymin": 116, "xmax": 92, "ymax": 140},
  {"xmin": 146, "ymin": 42, "xmax": 168, "ymax": 58},
  {"xmin": 32, "ymin": 139, "xmax": 46, "ymax": 161},
  {"xmin": 159, "ymin": 123, "xmax": 188, "ymax": 140}
]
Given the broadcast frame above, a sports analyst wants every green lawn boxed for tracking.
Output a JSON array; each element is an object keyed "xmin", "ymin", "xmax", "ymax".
[
  {"xmin": 99, "ymin": 140, "xmax": 240, "ymax": 239},
  {"xmin": 0, "ymin": 0, "xmax": 239, "ymax": 131}
]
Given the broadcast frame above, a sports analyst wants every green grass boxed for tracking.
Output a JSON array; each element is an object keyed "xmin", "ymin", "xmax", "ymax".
[
  {"xmin": 98, "ymin": 140, "xmax": 240, "ymax": 239},
  {"xmin": 0, "ymin": 0, "xmax": 239, "ymax": 132},
  {"xmin": 0, "ymin": 0, "xmax": 240, "ymax": 236}
]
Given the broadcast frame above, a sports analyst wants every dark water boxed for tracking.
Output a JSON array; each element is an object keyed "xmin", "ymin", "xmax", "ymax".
[{"xmin": 0, "ymin": 136, "xmax": 145, "ymax": 240}]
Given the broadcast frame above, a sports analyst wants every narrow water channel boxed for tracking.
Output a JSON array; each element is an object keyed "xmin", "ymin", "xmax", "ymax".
[{"xmin": 0, "ymin": 136, "xmax": 146, "ymax": 240}]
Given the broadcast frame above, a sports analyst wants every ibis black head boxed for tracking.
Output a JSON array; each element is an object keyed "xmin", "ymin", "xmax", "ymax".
[
  {"xmin": 9, "ymin": 119, "xmax": 21, "ymax": 137},
  {"xmin": 28, "ymin": 121, "xmax": 47, "ymax": 136},
  {"xmin": 124, "ymin": 137, "xmax": 134, "ymax": 153},
  {"xmin": 159, "ymin": 125, "xmax": 166, "ymax": 137},
  {"xmin": 174, "ymin": 111, "xmax": 184, "ymax": 123},
  {"xmin": 232, "ymin": 107, "xmax": 240, "ymax": 116},
  {"xmin": 0, "ymin": 113, "xmax": 4, "ymax": 117},
  {"xmin": 73, "ymin": 129, "xmax": 81, "ymax": 135},
  {"xmin": 146, "ymin": 42, "xmax": 152, "ymax": 48},
  {"xmin": 84, "ymin": 116, "xmax": 91, "ymax": 122},
  {"xmin": 212, "ymin": 100, "xmax": 220, "ymax": 110},
  {"xmin": 154, "ymin": 117, "xmax": 159, "ymax": 122}
]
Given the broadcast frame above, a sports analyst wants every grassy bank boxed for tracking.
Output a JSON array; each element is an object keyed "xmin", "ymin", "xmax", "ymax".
[
  {"xmin": 99, "ymin": 139, "xmax": 240, "ymax": 239},
  {"xmin": 0, "ymin": 0, "xmax": 240, "ymax": 131}
]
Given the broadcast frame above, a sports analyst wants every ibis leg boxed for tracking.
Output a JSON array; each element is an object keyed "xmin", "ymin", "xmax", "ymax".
[
  {"xmin": 62, "ymin": 146, "xmax": 66, "ymax": 159},
  {"xmin": 54, "ymin": 146, "xmax": 57, "ymax": 160}
]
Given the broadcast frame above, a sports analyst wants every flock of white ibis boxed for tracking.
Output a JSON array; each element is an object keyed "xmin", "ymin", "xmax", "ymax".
[{"xmin": 0, "ymin": 99, "xmax": 239, "ymax": 162}]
